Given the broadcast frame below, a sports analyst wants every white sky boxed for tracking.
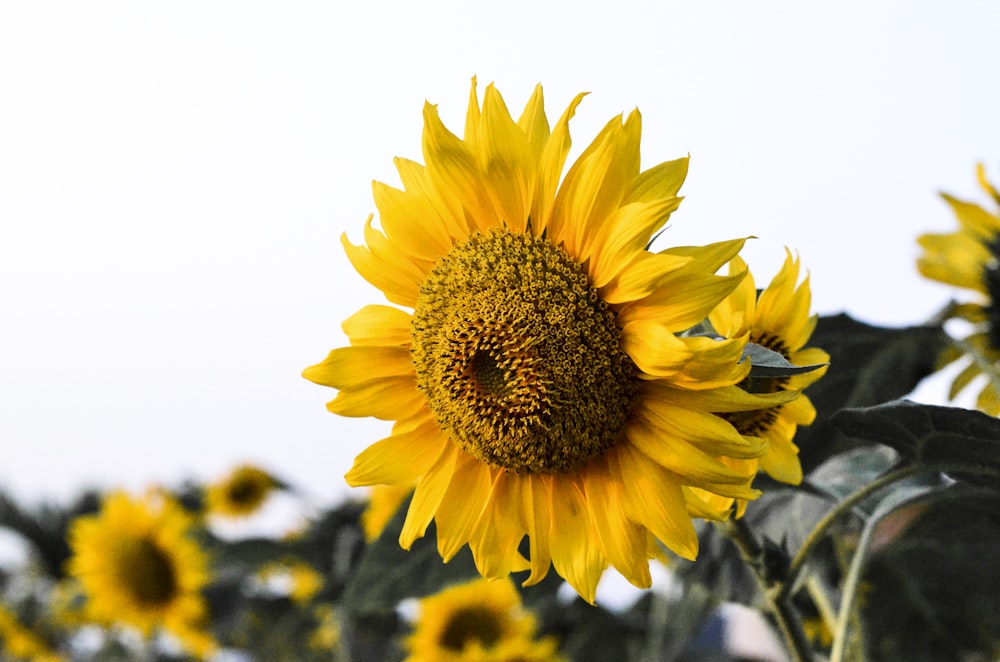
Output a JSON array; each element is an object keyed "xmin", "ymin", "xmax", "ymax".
[{"xmin": 2, "ymin": 2, "xmax": 999, "ymax": 508}]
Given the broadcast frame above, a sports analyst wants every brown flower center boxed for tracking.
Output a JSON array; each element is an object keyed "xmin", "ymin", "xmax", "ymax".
[
  {"xmin": 117, "ymin": 537, "xmax": 178, "ymax": 607},
  {"xmin": 411, "ymin": 229, "xmax": 637, "ymax": 474}
]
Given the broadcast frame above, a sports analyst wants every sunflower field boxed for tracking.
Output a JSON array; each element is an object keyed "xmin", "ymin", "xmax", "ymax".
[{"xmin": 3, "ymin": 80, "xmax": 1000, "ymax": 662}]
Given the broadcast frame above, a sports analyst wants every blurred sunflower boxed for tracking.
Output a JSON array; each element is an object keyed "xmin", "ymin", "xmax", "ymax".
[
  {"xmin": 405, "ymin": 577, "xmax": 563, "ymax": 662},
  {"xmin": 66, "ymin": 491, "xmax": 215, "ymax": 657},
  {"xmin": 0, "ymin": 603, "xmax": 63, "ymax": 662},
  {"xmin": 305, "ymin": 79, "xmax": 790, "ymax": 602},
  {"xmin": 205, "ymin": 464, "xmax": 283, "ymax": 518},
  {"xmin": 917, "ymin": 164, "xmax": 1000, "ymax": 414},
  {"xmin": 708, "ymin": 251, "xmax": 829, "ymax": 486}
]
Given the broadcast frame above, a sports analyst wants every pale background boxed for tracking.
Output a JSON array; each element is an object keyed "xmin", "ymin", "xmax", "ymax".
[{"xmin": 2, "ymin": 2, "xmax": 998, "ymax": 518}]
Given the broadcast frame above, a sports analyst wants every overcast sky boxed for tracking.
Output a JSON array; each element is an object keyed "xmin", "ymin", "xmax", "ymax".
[{"xmin": 2, "ymin": 2, "xmax": 999, "ymax": 510}]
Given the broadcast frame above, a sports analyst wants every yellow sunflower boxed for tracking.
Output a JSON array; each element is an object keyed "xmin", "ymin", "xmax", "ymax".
[
  {"xmin": 66, "ymin": 491, "xmax": 216, "ymax": 657},
  {"xmin": 304, "ymin": 79, "xmax": 788, "ymax": 602},
  {"xmin": 0, "ymin": 603, "xmax": 63, "ymax": 662},
  {"xmin": 361, "ymin": 484, "xmax": 413, "ymax": 542},
  {"xmin": 405, "ymin": 577, "xmax": 563, "ymax": 662},
  {"xmin": 708, "ymin": 250, "xmax": 829, "ymax": 486},
  {"xmin": 205, "ymin": 464, "xmax": 282, "ymax": 518},
  {"xmin": 917, "ymin": 164, "xmax": 1000, "ymax": 414}
]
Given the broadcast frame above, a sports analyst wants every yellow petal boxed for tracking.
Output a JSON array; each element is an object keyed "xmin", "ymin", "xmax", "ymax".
[
  {"xmin": 400, "ymin": 443, "xmax": 460, "ymax": 549},
  {"xmin": 302, "ymin": 346, "xmax": 413, "ymax": 389},
  {"xmin": 478, "ymin": 83, "xmax": 535, "ymax": 234},
  {"xmin": 611, "ymin": 445, "xmax": 698, "ymax": 560},
  {"xmin": 516, "ymin": 83, "xmax": 550, "ymax": 162},
  {"xmin": 619, "ymin": 269, "xmax": 747, "ymax": 332},
  {"xmin": 434, "ymin": 453, "xmax": 493, "ymax": 561},
  {"xmin": 372, "ymin": 180, "xmax": 453, "ymax": 261},
  {"xmin": 470, "ymin": 474, "xmax": 530, "ymax": 578},
  {"xmin": 341, "ymin": 224, "xmax": 424, "ymax": 308},
  {"xmin": 637, "ymin": 400, "xmax": 767, "ymax": 459},
  {"xmin": 625, "ymin": 416, "xmax": 756, "ymax": 486},
  {"xmin": 422, "ymin": 102, "xmax": 498, "ymax": 233},
  {"xmin": 325, "ymin": 376, "xmax": 425, "ymax": 420},
  {"xmin": 582, "ymin": 460, "xmax": 651, "ymax": 589},
  {"xmin": 341, "ymin": 305, "xmax": 412, "ymax": 347},
  {"xmin": 625, "ymin": 156, "xmax": 689, "ymax": 203},
  {"xmin": 345, "ymin": 415, "xmax": 447, "ymax": 486},
  {"xmin": 520, "ymin": 474, "xmax": 553, "ymax": 587},
  {"xmin": 587, "ymin": 197, "xmax": 683, "ymax": 289},
  {"xmin": 394, "ymin": 157, "xmax": 469, "ymax": 240},
  {"xmin": 548, "ymin": 478, "xmax": 605, "ymax": 604},
  {"xmin": 531, "ymin": 92, "xmax": 587, "ymax": 234}
]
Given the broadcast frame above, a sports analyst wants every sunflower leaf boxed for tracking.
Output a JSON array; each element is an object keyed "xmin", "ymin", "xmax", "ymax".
[
  {"xmin": 830, "ymin": 400, "xmax": 1000, "ymax": 490},
  {"xmin": 742, "ymin": 341, "xmax": 827, "ymax": 377},
  {"xmin": 857, "ymin": 486, "xmax": 1000, "ymax": 661},
  {"xmin": 794, "ymin": 313, "xmax": 949, "ymax": 473}
]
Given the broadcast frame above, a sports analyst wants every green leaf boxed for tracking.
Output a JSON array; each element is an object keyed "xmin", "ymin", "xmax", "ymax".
[
  {"xmin": 857, "ymin": 487, "xmax": 1000, "ymax": 661},
  {"xmin": 795, "ymin": 314, "xmax": 949, "ymax": 473},
  {"xmin": 743, "ymin": 341, "xmax": 828, "ymax": 377},
  {"xmin": 831, "ymin": 400, "xmax": 1000, "ymax": 490}
]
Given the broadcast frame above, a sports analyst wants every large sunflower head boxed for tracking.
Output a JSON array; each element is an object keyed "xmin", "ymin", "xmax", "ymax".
[
  {"xmin": 305, "ymin": 79, "xmax": 786, "ymax": 602},
  {"xmin": 405, "ymin": 577, "xmax": 563, "ymax": 662},
  {"xmin": 66, "ymin": 491, "xmax": 216, "ymax": 656},
  {"xmin": 708, "ymin": 250, "xmax": 829, "ymax": 486},
  {"xmin": 917, "ymin": 164, "xmax": 1000, "ymax": 414},
  {"xmin": 205, "ymin": 464, "xmax": 283, "ymax": 519}
]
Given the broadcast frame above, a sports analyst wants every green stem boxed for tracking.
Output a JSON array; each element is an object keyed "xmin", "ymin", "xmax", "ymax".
[
  {"xmin": 718, "ymin": 517, "xmax": 815, "ymax": 662},
  {"xmin": 777, "ymin": 464, "xmax": 928, "ymax": 603}
]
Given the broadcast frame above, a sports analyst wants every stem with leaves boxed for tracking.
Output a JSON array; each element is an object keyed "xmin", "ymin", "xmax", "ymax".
[{"xmin": 717, "ymin": 517, "xmax": 815, "ymax": 662}]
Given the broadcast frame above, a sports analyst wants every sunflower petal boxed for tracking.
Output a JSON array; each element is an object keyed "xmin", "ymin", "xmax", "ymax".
[{"xmin": 400, "ymin": 443, "xmax": 460, "ymax": 549}]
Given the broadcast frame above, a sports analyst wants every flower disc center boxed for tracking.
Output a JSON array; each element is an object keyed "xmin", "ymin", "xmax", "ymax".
[{"xmin": 411, "ymin": 230, "xmax": 637, "ymax": 474}]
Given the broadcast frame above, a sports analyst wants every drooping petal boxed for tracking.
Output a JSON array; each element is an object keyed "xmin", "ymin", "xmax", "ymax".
[
  {"xmin": 520, "ymin": 474, "xmax": 553, "ymax": 587},
  {"xmin": 548, "ymin": 477, "xmax": 606, "ymax": 604},
  {"xmin": 470, "ymin": 473, "xmax": 530, "ymax": 578},
  {"xmin": 434, "ymin": 452, "xmax": 494, "ymax": 561},
  {"xmin": 582, "ymin": 459, "xmax": 651, "ymax": 589},
  {"xmin": 625, "ymin": 415, "xmax": 757, "ymax": 486},
  {"xmin": 400, "ymin": 442, "xmax": 460, "ymax": 549},
  {"xmin": 611, "ymin": 445, "xmax": 699, "ymax": 560}
]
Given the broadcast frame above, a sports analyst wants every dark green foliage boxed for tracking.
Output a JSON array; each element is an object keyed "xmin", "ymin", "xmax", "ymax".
[{"xmin": 796, "ymin": 313, "xmax": 949, "ymax": 473}]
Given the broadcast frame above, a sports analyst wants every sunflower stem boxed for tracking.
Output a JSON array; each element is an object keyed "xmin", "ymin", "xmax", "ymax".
[
  {"xmin": 718, "ymin": 517, "xmax": 815, "ymax": 662},
  {"xmin": 777, "ymin": 464, "xmax": 929, "ymax": 604}
]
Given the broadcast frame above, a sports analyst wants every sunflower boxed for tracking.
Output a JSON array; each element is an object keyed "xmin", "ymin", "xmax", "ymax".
[
  {"xmin": 66, "ymin": 491, "xmax": 215, "ymax": 656},
  {"xmin": 708, "ymin": 250, "xmax": 829, "ymax": 486},
  {"xmin": 304, "ymin": 79, "xmax": 789, "ymax": 602},
  {"xmin": 917, "ymin": 164, "xmax": 1000, "ymax": 414},
  {"xmin": 405, "ymin": 577, "xmax": 563, "ymax": 662},
  {"xmin": 205, "ymin": 464, "xmax": 282, "ymax": 518}
]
